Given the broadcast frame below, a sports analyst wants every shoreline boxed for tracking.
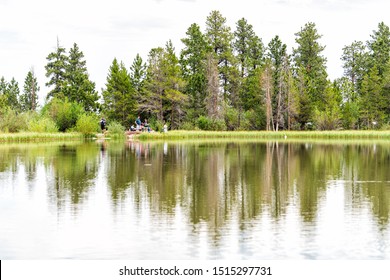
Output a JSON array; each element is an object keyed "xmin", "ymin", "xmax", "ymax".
[
  {"xmin": 2, "ymin": 130, "xmax": 390, "ymax": 143},
  {"xmin": 135, "ymin": 130, "xmax": 390, "ymax": 141}
]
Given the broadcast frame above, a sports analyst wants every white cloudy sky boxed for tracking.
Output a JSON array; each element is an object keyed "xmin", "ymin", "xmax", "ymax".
[{"xmin": 1, "ymin": 0, "xmax": 389, "ymax": 103}]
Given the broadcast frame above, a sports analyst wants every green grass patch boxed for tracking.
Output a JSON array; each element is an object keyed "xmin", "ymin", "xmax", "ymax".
[
  {"xmin": 0, "ymin": 132, "xmax": 84, "ymax": 143},
  {"xmin": 136, "ymin": 130, "xmax": 390, "ymax": 141}
]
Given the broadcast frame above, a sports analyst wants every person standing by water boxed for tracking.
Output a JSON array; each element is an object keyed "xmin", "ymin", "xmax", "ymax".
[
  {"xmin": 135, "ymin": 115, "xmax": 142, "ymax": 131},
  {"xmin": 100, "ymin": 117, "xmax": 107, "ymax": 132}
]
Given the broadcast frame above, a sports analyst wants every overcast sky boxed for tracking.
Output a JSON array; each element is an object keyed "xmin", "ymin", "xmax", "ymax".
[{"xmin": 1, "ymin": 0, "xmax": 389, "ymax": 104}]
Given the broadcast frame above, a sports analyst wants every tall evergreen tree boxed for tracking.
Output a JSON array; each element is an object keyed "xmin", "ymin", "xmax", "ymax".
[
  {"xmin": 6, "ymin": 78, "xmax": 20, "ymax": 112},
  {"xmin": 180, "ymin": 23, "xmax": 209, "ymax": 118},
  {"xmin": 268, "ymin": 36, "xmax": 289, "ymax": 130},
  {"xmin": 142, "ymin": 42, "xmax": 187, "ymax": 127},
  {"xmin": 233, "ymin": 18, "xmax": 263, "ymax": 78},
  {"xmin": 341, "ymin": 41, "xmax": 368, "ymax": 92},
  {"xmin": 205, "ymin": 52, "xmax": 222, "ymax": 120},
  {"xmin": 65, "ymin": 43, "xmax": 99, "ymax": 112},
  {"xmin": 205, "ymin": 10, "xmax": 235, "ymax": 101},
  {"xmin": 142, "ymin": 47, "xmax": 165, "ymax": 122},
  {"xmin": 130, "ymin": 53, "xmax": 147, "ymax": 96},
  {"xmin": 162, "ymin": 41, "xmax": 187, "ymax": 129},
  {"xmin": 360, "ymin": 66, "xmax": 386, "ymax": 128},
  {"xmin": 102, "ymin": 58, "xmax": 135, "ymax": 126},
  {"xmin": 293, "ymin": 22, "xmax": 328, "ymax": 128},
  {"xmin": 367, "ymin": 22, "xmax": 390, "ymax": 77},
  {"xmin": 21, "ymin": 69, "xmax": 40, "ymax": 111},
  {"xmin": 0, "ymin": 77, "xmax": 8, "ymax": 111},
  {"xmin": 45, "ymin": 38, "xmax": 68, "ymax": 100}
]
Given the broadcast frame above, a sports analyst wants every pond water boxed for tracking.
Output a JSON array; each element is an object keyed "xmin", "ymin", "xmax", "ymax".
[{"xmin": 0, "ymin": 140, "xmax": 389, "ymax": 259}]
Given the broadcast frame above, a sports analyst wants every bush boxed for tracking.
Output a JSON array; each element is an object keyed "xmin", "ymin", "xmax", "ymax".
[
  {"xmin": 28, "ymin": 116, "xmax": 58, "ymax": 133},
  {"xmin": 0, "ymin": 109, "xmax": 28, "ymax": 133},
  {"xmin": 149, "ymin": 118, "xmax": 167, "ymax": 132},
  {"xmin": 75, "ymin": 113, "xmax": 99, "ymax": 136},
  {"xmin": 197, "ymin": 116, "xmax": 226, "ymax": 131},
  {"xmin": 44, "ymin": 97, "xmax": 84, "ymax": 132},
  {"xmin": 197, "ymin": 116, "xmax": 212, "ymax": 130},
  {"xmin": 242, "ymin": 109, "xmax": 266, "ymax": 130},
  {"xmin": 106, "ymin": 120, "xmax": 125, "ymax": 138},
  {"xmin": 225, "ymin": 107, "xmax": 240, "ymax": 130},
  {"xmin": 179, "ymin": 121, "xmax": 197, "ymax": 130}
]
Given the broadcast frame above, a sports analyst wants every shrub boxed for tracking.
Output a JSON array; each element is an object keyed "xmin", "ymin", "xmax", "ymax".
[
  {"xmin": 75, "ymin": 113, "xmax": 99, "ymax": 136},
  {"xmin": 44, "ymin": 97, "xmax": 84, "ymax": 132},
  {"xmin": 28, "ymin": 116, "xmax": 58, "ymax": 133},
  {"xmin": 180, "ymin": 121, "xmax": 197, "ymax": 130},
  {"xmin": 225, "ymin": 107, "xmax": 240, "ymax": 130},
  {"xmin": 197, "ymin": 116, "xmax": 226, "ymax": 131},
  {"xmin": 197, "ymin": 116, "xmax": 212, "ymax": 130},
  {"xmin": 0, "ymin": 109, "xmax": 28, "ymax": 132},
  {"xmin": 106, "ymin": 120, "xmax": 125, "ymax": 138}
]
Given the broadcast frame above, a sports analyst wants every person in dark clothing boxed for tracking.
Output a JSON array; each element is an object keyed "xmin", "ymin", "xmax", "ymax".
[{"xmin": 100, "ymin": 117, "xmax": 106, "ymax": 132}]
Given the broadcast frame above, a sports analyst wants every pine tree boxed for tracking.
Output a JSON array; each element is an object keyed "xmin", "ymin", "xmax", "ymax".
[
  {"xmin": 360, "ymin": 66, "xmax": 386, "ymax": 128},
  {"xmin": 205, "ymin": 52, "xmax": 222, "ymax": 120},
  {"xmin": 180, "ymin": 23, "xmax": 209, "ymax": 118},
  {"xmin": 21, "ymin": 69, "xmax": 40, "ymax": 111},
  {"xmin": 65, "ymin": 43, "xmax": 99, "ymax": 112},
  {"xmin": 130, "ymin": 54, "xmax": 147, "ymax": 95},
  {"xmin": 233, "ymin": 18, "xmax": 264, "ymax": 128},
  {"xmin": 293, "ymin": 22, "xmax": 328, "ymax": 128},
  {"xmin": 142, "ymin": 42, "xmax": 187, "ymax": 128},
  {"xmin": 0, "ymin": 77, "xmax": 8, "ymax": 111},
  {"xmin": 162, "ymin": 41, "xmax": 187, "ymax": 129},
  {"xmin": 268, "ymin": 36, "xmax": 289, "ymax": 130},
  {"xmin": 341, "ymin": 41, "xmax": 368, "ymax": 92},
  {"xmin": 45, "ymin": 38, "xmax": 68, "ymax": 100},
  {"xmin": 142, "ymin": 47, "xmax": 165, "ymax": 122},
  {"xmin": 233, "ymin": 18, "xmax": 263, "ymax": 78},
  {"xmin": 205, "ymin": 10, "xmax": 235, "ymax": 102},
  {"xmin": 367, "ymin": 22, "xmax": 390, "ymax": 77},
  {"xmin": 6, "ymin": 78, "xmax": 20, "ymax": 112},
  {"xmin": 102, "ymin": 58, "xmax": 135, "ymax": 126}
]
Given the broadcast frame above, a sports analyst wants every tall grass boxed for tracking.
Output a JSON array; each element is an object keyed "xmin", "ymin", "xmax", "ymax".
[
  {"xmin": 137, "ymin": 130, "xmax": 390, "ymax": 141},
  {"xmin": 0, "ymin": 132, "xmax": 84, "ymax": 143}
]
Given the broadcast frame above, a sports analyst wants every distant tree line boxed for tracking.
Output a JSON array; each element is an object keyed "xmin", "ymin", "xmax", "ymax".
[{"xmin": 1, "ymin": 11, "xmax": 390, "ymax": 133}]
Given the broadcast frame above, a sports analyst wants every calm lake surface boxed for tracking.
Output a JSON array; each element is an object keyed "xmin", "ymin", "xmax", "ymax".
[{"xmin": 0, "ymin": 140, "xmax": 389, "ymax": 259}]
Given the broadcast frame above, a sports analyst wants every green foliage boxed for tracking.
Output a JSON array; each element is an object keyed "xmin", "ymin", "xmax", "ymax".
[
  {"xmin": 359, "ymin": 66, "xmax": 386, "ymax": 128},
  {"xmin": 75, "ymin": 113, "xmax": 99, "ymax": 136},
  {"xmin": 367, "ymin": 22, "xmax": 390, "ymax": 77},
  {"xmin": 21, "ymin": 69, "xmax": 40, "ymax": 111},
  {"xmin": 106, "ymin": 120, "xmax": 125, "ymax": 138},
  {"xmin": 180, "ymin": 23, "xmax": 209, "ymax": 118},
  {"xmin": 206, "ymin": 10, "xmax": 235, "ymax": 100},
  {"xmin": 45, "ymin": 38, "xmax": 68, "ymax": 99},
  {"xmin": 197, "ymin": 115, "xmax": 226, "ymax": 131},
  {"xmin": 65, "ymin": 43, "xmax": 100, "ymax": 112},
  {"xmin": 102, "ymin": 58, "xmax": 136, "ymax": 127},
  {"xmin": 293, "ymin": 22, "xmax": 328, "ymax": 115},
  {"xmin": 44, "ymin": 97, "xmax": 84, "ymax": 132},
  {"xmin": 0, "ymin": 109, "xmax": 28, "ymax": 133},
  {"xmin": 142, "ymin": 41, "xmax": 187, "ymax": 128},
  {"xmin": 28, "ymin": 116, "xmax": 59, "ymax": 133},
  {"xmin": 179, "ymin": 121, "xmax": 197, "ymax": 130},
  {"xmin": 242, "ymin": 109, "xmax": 266, "ymax": 130},
  {"xmin": 225, "ymin": 106, "xmax": 240, "ymax": 130}
]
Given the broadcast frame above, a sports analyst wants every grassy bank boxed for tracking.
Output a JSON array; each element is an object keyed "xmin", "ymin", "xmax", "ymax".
[
  {"xmin": 0, "ymin": 132, "xmax": 84, "ymax": 143},
  {"xmin": 137, "ymin": 130, "xmax": 390, "ymax": 141}
]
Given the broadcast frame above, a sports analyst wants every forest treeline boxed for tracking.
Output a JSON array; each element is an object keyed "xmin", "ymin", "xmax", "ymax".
[{"xmin": 1, "ymin": 10, "xmax": 390, "ymax": 133}]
